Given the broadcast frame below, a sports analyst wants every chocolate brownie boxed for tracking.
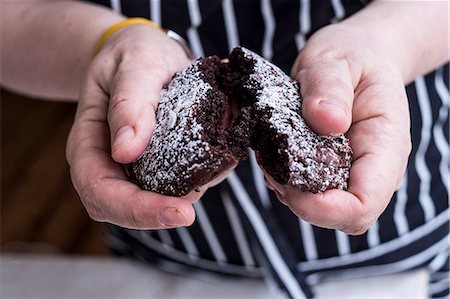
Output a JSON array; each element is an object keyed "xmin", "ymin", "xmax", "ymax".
[
  {"xmin": 224, "ymin": 47, "xmax": 352, "ymax": 192},
  {"xmin": 130, "ymin": 47, "xmax": 352, "ymax": 196},
  {"xmin": 129, "ymin": 56, "xmax": 238, "ymax": 196}
]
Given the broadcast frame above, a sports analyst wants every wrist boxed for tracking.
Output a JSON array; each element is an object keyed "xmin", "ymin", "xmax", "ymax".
[
  {"xmin": 94, "ymin": 18, "xmax": 192, "ymax": 63},
  {"xmin": 90, "ymin": 22, "xmax": 192, "ymax": 97},
  {"xmin": 94, "ymin": 18, "xmax": 160, "ymax": 55},
  {"xmin": 341, "ymin": 1, "xmax": 449, "ymax": 84}
]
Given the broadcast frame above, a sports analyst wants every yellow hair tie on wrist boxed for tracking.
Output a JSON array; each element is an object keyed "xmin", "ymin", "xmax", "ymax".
[{"xmin": 94, "ymin": 18, "xmax": 161, "ymax": 55}]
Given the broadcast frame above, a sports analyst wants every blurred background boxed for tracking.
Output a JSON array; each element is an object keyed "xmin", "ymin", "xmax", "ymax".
[{"xmin": 1, "ymin": 89, "xmax": 109, "ymax": 256}]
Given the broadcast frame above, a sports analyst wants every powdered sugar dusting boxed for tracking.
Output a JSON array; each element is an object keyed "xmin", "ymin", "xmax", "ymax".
[
  {"xmin": 130, "ymin": 49, "xmax": 352, "ymax": 195},
  {"xmin": 130, "ymin": 59, "xmax": 230, "ymax": 196},
  {"xmin": 241, "ymin": 48, "xmax": 352, "ymax": 192}
]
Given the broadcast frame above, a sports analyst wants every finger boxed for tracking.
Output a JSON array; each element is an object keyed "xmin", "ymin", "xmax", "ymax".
[
  {"xmin": 275, "ymin": 187, "xmax": 367, "ymax": 235},
  {"xmin": 67, "ymin": 79, "xmax": 195, "ymax": 229},
  {"xmin": 263, "ymin": 171, "xmax": 369, "ymax": 234},
  {"xmin": 267, "ymin": 163, "xmax": 384, "ymax": 236},
  {"xmin": 72, "ymin": 151, "xmax": 196, "ymax": 229},
  {"xmin": 292, "ymin": 56, "xmax": 355, "ymax": 136},
  {"xmin": 172, "ymin": 162, "xmax": 239, "ymax": 203},
  {"xmin": 93, "ymin": 25, "xmax": 192, "ymax": 164},
  {"xmin": 108, "ymin": 62, "xmax": 169, "ymax": 164},
  {"xmin": 267, "ymin": 116, "xmax": 406, "ymax": 235}
]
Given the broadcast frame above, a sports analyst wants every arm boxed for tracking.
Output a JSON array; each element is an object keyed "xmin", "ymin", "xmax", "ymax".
[
  {"xmin": 282, "ymin": 1, "xmax": 448, "ymax": 234},
  {"xmin": 341, "ymin": 0, "xmax": 449, "ymax": 84},
  {"xmin": 1, "ymin": 0, "xmax": 123, "ymax": 100}
]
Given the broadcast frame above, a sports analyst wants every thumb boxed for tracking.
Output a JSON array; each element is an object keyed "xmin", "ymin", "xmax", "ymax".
[
  {"xmin": 292, "ymin": 58, "xmax": 354, "ymax": 136},
  {"xmin": 108, "ymin": 65, "xmax": 168, "ymax": 164}
]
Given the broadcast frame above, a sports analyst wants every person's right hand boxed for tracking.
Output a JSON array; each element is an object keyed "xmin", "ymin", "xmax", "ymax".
[{"xmin": 66, "ymin": 23, "xmax": 197, "ymax": 229}]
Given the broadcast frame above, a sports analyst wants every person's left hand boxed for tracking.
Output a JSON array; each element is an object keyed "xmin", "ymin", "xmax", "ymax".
[{"xmin": 266, "ymin": 23, "xmax": 411, "ymax": 235}]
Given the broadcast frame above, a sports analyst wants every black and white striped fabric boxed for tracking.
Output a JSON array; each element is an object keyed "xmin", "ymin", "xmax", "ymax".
[{"xmin": 89, "ymin": 1, "xmax": 449, "ymax": 298}]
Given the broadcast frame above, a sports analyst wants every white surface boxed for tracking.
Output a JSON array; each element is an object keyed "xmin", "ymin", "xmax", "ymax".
[{"xmin": 1, "ymin": 254, "xmax": 428, "ymax": 298}]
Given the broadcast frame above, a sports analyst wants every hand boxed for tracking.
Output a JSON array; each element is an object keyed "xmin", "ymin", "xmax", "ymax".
[
  {"xmin": 66, "ymin": 24, "xmax": 199, "ymax": 229},
  {"xmin": 276, "ymin": 23, "xmax": 412, "ymax": 235}
]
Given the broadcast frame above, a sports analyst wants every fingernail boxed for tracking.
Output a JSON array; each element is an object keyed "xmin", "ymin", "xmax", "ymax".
[
  {"xmin": 115, "ymin": 125, "xmax": 135, "ymax": 147},
  {"xmin": 265, "ymin": 175, "xmax": 286, "ymax": 196},
  {"xmin": 159, "ymin": 207, "xmax": 186, "ymax": 227},
  {"xmin": 318, "ymin": 100, "xmax": 346, "ymax": 115},
  {"xmin": 264, "ymin": 176, "xmax": 275, "ymax": 191},
  {"xmin": 274, "ymin": 190, "xmax": 288, "ymax": 205}
]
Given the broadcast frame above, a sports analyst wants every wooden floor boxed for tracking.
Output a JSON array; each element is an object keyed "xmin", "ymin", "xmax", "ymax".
[{"xmin": 1, "ymin": 89, "xmax": 110, "ymax": 256}]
